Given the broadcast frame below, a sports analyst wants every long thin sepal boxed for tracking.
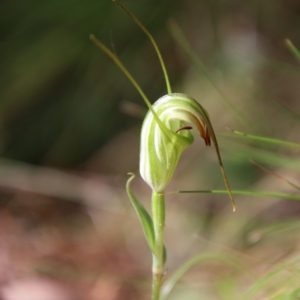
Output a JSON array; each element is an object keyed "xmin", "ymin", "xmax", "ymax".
[
  {"xmin": 209, "ymin": 125, "xmax": 236, "ymax": 211},
  {"xmin": 89, "ymin": 34, "xmax": 170, "ymax": 138},
  {"xmin": 113, "ymin": 0, "xmax": 172, "ymax": 94},
  {"xmin": 206, "ymin": 123, "xmax": 236, "ymax": 210}
]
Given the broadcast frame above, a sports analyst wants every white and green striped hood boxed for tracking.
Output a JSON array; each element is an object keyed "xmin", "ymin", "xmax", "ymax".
[{"xmin": 140, "ymin": 93, "xmax": 211, "ymax": 192}]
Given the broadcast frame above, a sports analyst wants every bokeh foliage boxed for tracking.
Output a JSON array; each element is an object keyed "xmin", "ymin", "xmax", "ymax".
[{"xmin": 0, "ymin": 0, "xmax": 180, "ymax": 166}]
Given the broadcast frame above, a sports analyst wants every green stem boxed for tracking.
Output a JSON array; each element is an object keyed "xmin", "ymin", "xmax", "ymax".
[{"xmin": 152, "ymin": 191, "xmax": 165, "ymax": 300}]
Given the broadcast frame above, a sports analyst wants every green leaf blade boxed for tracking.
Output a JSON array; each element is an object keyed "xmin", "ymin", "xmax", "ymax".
[{"xmin": 126, "ymin": 173, "xmax": 155, "ymax": 253}]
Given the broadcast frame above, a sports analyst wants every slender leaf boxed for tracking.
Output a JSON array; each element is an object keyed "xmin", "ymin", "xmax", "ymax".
[{"xmin": 126, "ymin": 173, "xmax": 155, "ymax": 253}]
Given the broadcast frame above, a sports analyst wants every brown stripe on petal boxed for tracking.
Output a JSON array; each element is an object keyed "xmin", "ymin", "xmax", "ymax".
[
  {"xmin": 196, "ymin": 120, "xmax": 211, "ymax": 146},
  {"xmin": 204, "ymin": 126, "xmax": 211, "ymax": 146},
  {"xmin": 176, "ymin": 126, "xmax": 193, "ymax": 133}
]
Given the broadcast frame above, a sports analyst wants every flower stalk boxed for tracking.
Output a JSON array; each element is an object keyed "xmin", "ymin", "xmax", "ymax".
[{"xmin": 152, "ymin": 191, "xmax": 165, "ymax": 300}]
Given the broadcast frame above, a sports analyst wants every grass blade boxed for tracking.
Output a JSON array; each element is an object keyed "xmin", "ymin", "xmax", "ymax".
[
  {"xmin": 229, "ymin": 128, "xmax": 300, "ymax": 149},
  {"xmin": 285, "ymin": 39, "xmax": 300, "ymax": 63},
  {"xmin": 161, "ymin": 253, "xmax": 245, "ymax": 300},
  {"xmin": 172, "ymin": 189, "xmax": 300, "ymax": 201}
]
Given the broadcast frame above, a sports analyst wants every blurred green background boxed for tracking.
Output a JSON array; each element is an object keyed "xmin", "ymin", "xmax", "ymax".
[{"xmin": 1, "ymin": 0, "xmax": 300, "ymax": 299}]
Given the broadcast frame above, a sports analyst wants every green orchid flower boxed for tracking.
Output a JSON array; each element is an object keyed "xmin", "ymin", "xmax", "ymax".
[
  {"xmin": 90, "ymin": 2, "xmax": 235, "ymax": 299},
  {"xmin": 140, "ymin": 93, "xmax": 211, "ymax": 193}
]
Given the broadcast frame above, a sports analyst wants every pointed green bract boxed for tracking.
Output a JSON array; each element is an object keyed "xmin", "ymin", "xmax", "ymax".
[{"xmin": 126, "ymin": 173, "xmax": 155, "ymax": 253}]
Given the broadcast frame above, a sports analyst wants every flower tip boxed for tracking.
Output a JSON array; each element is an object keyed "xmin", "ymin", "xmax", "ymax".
[
  {"xmin": 231, "ymin": 197, "xmax": 236, "ymax": 212},
  {"xmin": 126, "ymin": 173, "xmax": 136, "ymax": 189},
  {"xmin": 227, "ymin": 189, "xmax": 236, "ymax": 212},
  {"xmin": 204, "ymin": 136, "xmax": 211, "ymax": 146},
  {"xmin": 199, "ymin": 127, "xmax": 211, "ymax": 146},
  {"xmin": 127, "ymin": 172, "xmax": 136, "ymax": 182}
]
